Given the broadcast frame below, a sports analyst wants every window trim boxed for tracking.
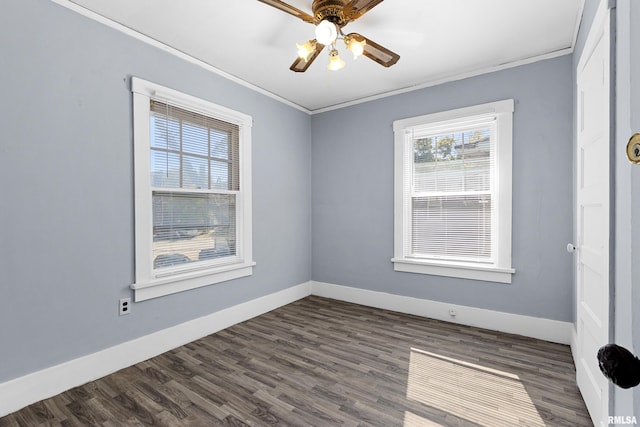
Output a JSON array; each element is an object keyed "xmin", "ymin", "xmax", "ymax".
[
  {"xmin": 130, "ymin": 77, "xmax": 254, "ymax": 301},
  {"xmin": 391, "ymin": 99, "xmax": 515, "ymax": 283}
]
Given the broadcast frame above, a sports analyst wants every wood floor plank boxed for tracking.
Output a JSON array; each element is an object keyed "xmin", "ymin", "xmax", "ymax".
[{"xmin": 1, "ymin": 296, "xmax": 592, "ymax": 426}]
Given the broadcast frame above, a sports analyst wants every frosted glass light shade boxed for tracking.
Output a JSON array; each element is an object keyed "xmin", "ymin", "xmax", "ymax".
[
  {"xmin": 315, "ymin": 20, "xmax": 338, "ymax": 45},
  {"xmin": 346, "ymin": 37, "xmax": 365, "ymax": 59},
  {"xmin": 327, "ymin": 49, "xmax": 345, "ymax": 71},
  {"xmin": 296, "ymin": 40, "xmax": 316, "ymax": 61}
]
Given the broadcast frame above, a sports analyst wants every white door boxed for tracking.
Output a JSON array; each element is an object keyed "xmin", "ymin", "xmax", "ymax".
[{"xmin": 575, "ymin": 1, "xmax": 612, "ymax": 425}]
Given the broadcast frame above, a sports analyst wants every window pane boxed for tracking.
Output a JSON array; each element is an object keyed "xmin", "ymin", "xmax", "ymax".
[
  {"xmin": 150, "ymin": 150, "xmax": 180, "ymax": 188},
  {"xmin": 413, "ymin": 129, "xmax": 491, "ymax": 193},
  {"xmin": 211, "ymin": 130, "xmax": 230, "ymax": 160},
  {"xmin": 210, "ymin": 160, "xmax": 230, "ymax": 190},
  {"xmin": 182, "ymin": 155, "xmax": 208, "ymax": 189},
  {"xmin": 412, "ymin": 195, "xmax": 492, "ymax": 261},
  {"xmin": 182, "ymin": 122, "xmax": 208, "ymax": 156},
  {"xmin": 151, "ymin": 115, "xmax": 180, "ymax": 151},
  {"xmin": 152, "ymin": 192, "xmax": 237, "ymax": 270}
]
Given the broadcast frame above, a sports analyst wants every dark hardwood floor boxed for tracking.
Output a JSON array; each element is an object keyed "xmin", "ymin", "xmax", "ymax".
[{"xmin": 1, "ymin": 296, "xmax": 592, "ymax": 426}]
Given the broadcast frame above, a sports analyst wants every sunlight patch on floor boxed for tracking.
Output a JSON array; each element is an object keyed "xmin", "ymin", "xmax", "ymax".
[{"xmin": 405, "ymin": 348, "xmax": 545, "ymax": 426}]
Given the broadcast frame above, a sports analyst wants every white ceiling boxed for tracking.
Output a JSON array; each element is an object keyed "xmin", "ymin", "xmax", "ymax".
[{"xmin": 65, "ymin": 0, "xmax": 584, "ymax": 113}]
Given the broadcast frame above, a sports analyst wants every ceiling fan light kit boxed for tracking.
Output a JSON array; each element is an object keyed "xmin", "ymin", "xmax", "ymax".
[{"xmin": 258, "ymin": 0, "xmax": 400, "ymax": 72}]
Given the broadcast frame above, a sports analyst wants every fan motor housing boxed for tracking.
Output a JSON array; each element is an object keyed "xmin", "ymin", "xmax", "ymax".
[{"xmin": 312, "ymin": 0, "xmax": 348, "ymax": 26}]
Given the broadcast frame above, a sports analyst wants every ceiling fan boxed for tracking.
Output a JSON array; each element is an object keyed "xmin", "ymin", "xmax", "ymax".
[{"xmin": 257, "ymin": 0, "xmax": 400, "ymax": 72}]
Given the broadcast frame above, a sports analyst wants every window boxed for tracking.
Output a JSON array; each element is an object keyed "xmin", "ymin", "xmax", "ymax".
[
  {"xmin": 131, "ymin": 77, "xmax": 254, "ymax": 301},
  {"xmin": 392, "ymin": 100, "xmax": 514, "ymax": 283}
]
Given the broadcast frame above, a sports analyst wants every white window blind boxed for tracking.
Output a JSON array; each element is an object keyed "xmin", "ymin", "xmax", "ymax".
[
  {"xmin": 407, "ymin": 118, "xmax": 495, "ymax": 264},
  {"xmin": 150, "ymin": 100, "xmax": 240, "ymax": 273}
]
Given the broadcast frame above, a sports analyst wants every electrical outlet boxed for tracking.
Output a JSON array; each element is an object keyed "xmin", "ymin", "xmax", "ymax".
[
  {"xmin": 119, "ymin": 297, "xmax": 131, "ymax": 316},
  {"xmin": 448, "ymin": 308, "xmax": 457, "ymax": 317}
]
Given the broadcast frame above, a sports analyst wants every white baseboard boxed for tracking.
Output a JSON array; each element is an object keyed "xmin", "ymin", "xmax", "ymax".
[
  {"xmin": 0, "ymin": 281, "xmax": 312, "ymax": 418},
  {"xmin": 310, "ymin": 281, "xmax": 573, "ymax": 345},
  {"xmin": 1, "ymin": 279, "xmax": 574, "ymax": 417}
]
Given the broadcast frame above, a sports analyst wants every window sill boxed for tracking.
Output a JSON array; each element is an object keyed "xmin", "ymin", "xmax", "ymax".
[
  {"xmin": 391, "ymin": 258, "xmax": 514, "ymax": 284},
  {"xmin": 131, "ymin": 261, "xmax": 256, "ymax": 301}
]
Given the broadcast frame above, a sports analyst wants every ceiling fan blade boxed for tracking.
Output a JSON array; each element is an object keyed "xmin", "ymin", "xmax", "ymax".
[
  {"xmin": 343, "ymin": 0, "xmax": 385, "ymax": 21},
  {"xmin": 348, "ymin": 33, "xmax": 399, "ymax": 67},
  {"xmin": 257, "ymin": 0, "xmax": 315, "ymax": 24},
  {"xmin": 290, "ymin": 42, "xmax": 325, "ymax": 72}
]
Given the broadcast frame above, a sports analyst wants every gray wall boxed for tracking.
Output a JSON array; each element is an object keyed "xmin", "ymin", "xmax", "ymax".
[
  {"xmin": 311, "ymin": 55, "xmax": 574, "ymax": 321},
  {"xmin": 0, "ymin": 0, "xmax": 312, "ymax": 382}
]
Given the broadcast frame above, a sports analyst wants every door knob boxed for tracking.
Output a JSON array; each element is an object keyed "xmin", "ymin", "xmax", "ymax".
[
  {"xmin": 567, "ymin": 243, "xmax": 576, "ymax": 253},
  {"xmin": 626, "ymin": 133, "xmax": 640, "ymax": 163}
]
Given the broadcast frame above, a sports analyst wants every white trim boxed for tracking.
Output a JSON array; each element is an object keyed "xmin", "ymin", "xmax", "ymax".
[
  {"xmin": 131, "ymin": 79, "xmax": 253, "ymax": 126},
  {"xmin": 572, "ymin": 1, "xmax": 587, "ymax": 56},
  {"xmin": 311, "ymin": 49, "xmax": 573, "ymax": 114},
  {"xmin": 391, "ymin": 258, "xmax": 514, "ymax": 283},
  {"xmin": 310, "ymin": 281, "xmax": 573, "ymax": 345},
  {"xmin": 392, "ymin": 100, "xmax": 514, "ymax": 131},
  {"xmin": 392, "ymin": 100, "xmax": 514, "ymax": 283},
  {"xmin": 132, "ymin": 262, "xmax": 256, "ymax": 302},
  {"xmin": 131, "ymin": 77, "xmax": 255, "ymax": 301},
  {"xmin": 0, "ymin": 282, "xmax": 312, "ymax": 418}
]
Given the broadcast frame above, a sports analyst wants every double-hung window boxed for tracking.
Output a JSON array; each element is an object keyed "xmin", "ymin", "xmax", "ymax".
[
  {"xmin": 131, "ymin": 77, "xmax": 254, "ymax": 301},
  {"xmin": 392, "ymin": 100, "xmax": 515, "ymax": 283}
]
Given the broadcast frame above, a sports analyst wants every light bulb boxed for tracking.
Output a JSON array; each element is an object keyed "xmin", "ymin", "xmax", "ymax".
[
  {"xmin": 296, "ymin": 40, "xmax": 316, "ymax": 62},
  {"xmin": 327, "ymin": 49, "xmax": 345, "ymax": 71},
  {"xmin": 315, "ymin": 20, "xmax": 338, "ymax": 45}
]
